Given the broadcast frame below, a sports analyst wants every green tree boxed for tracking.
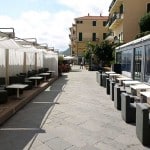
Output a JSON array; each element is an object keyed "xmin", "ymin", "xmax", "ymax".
[
  {"xmin": 139, "ymin": 13, "xmax": 150, "ymax": 32},
  {"xmin": 84, "ymin": 42, "xmax": 95, "ymax": 63},
  {"xmin": 94, "ymin": 41, "xmax": 114, "ymax": 67}
]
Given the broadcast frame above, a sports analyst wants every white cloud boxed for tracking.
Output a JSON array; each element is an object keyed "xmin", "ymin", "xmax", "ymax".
[
  {"xmin": 0, "ymin": 10, "xmax": 74, "ymax": 51},
  {"xmin": 58, "ymin": 0, "xmax": 112, "ymax": 16},
  {"xmin": 0, "ymin": 0, "xmax": 112, "ymax": 51}
]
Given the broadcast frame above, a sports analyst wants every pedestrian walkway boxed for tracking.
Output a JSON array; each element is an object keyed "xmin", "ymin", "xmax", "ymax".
[{"xmin": 0, "ymin": 65, "xmax": 149, "ymax": 150}]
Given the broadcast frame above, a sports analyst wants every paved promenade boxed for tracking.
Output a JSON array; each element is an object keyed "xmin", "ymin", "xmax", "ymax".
[{"xmin": 0, "ymin": 65, "xmax": 149, "ymax": 150}]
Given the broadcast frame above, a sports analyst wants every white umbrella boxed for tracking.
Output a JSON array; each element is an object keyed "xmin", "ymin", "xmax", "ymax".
[{"xmin": 64, "ymin": 56, "xmax": 75, "ymax": 60}]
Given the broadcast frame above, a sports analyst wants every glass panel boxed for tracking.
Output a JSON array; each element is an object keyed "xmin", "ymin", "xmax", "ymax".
[
  {"xmin": 133, "ymin": 47, "xmax": 142, "ymax": 80},
  {"xmin": 116, "ymin": 51, "xmax": 122, "ymax": 64},
  {"xmin": 126, "ymin": 50, "xmax": 132, "ymax": 72},
  {"xmin": 144, "ymin": 44, "xmax": 150, "ymax": 82},
  {"xmin": 120, "ymin": 49, "xmax": 132, "ymax": 72}
]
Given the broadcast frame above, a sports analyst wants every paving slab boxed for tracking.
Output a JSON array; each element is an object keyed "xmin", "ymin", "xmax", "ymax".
[{"xmin": 0, "ymin": 65, "xmax": 149, "ymax": 150}]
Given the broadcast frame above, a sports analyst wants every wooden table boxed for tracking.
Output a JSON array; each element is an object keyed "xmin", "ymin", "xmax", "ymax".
[
  {"xmin": 28, "ymin": 76, "xmax": 43, "ymax": 87},
  {"xmin": 6, "ymin": 84, "xmax": 28, "ymax": 98}
]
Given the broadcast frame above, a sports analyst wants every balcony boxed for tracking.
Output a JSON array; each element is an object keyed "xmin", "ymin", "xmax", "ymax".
[
  {"xmin": 109, "ymin": 0, "xmax": 123, "ymax": 13},
  {"xmin": 109, "ymin": 13, "xmax": 124, "ymax": 30},
  {"xmin": 69, "ymin": 34, "xmax": 77, "ymax": 41}
]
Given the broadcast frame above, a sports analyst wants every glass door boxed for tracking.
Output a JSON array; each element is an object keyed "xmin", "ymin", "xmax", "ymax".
[{"xmin": 133, "ymin": 47, "xmax": 142, "ymax": 80}]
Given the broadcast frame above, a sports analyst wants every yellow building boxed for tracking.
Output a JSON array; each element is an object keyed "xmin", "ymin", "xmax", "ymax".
[
  {"xmin": 106, "ymin": 0, "xmax": 150, "ymax": 44},
  {"xmin": 69, "ymin": 14, "xmax": 108, "ymax": 61}
]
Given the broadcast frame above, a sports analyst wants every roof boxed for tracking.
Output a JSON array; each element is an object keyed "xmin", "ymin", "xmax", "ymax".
[
  {"xmin": 116, "ymin": 34, "xmax": 150, "ymax": 50},
  {"xmin": 75, "ymin": 15, "xmax": 108, "ymax": 20}
]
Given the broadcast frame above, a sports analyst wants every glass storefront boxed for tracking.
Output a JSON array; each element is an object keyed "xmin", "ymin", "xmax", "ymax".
[
  {"xmin": 115, "ymin": 35, "xmax": 150, "ymax": 83},
  {"xmin": 144, "ymin": 44, "xmax": 150, "ymax": 82}
]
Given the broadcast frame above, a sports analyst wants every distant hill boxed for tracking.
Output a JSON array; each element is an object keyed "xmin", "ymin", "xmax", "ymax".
[{"xmin": 59, "ymin": 48, "xmax": 71, "ymax": 56}]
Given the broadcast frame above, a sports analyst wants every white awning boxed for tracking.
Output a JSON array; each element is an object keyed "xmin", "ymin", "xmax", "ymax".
[{"xmin": 0, "ymin": 38, "xmax": 21, "ymax": 49}]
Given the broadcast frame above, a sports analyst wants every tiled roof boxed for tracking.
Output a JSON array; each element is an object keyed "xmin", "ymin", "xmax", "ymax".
[{"xmin": 75, "ymin": 15, "xmax": 108, "ymax": 20}]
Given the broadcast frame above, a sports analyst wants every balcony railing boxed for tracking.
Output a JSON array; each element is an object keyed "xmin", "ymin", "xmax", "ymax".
[
  {"xmin": 109, "ymin": 0, "xmax": 116, "ymax": 11},
  {"xmin": 109, "ymin": 0, "xmax": 123, "ymax": 12},
  {"xmin": 108, "ymin": 12, "xmax": 123, "ymax": 27}
]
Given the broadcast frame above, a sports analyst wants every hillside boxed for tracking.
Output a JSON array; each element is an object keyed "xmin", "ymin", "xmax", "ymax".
[{"xmin": 59, "ymin": 48, "xmax": 71, "ymax": 56}]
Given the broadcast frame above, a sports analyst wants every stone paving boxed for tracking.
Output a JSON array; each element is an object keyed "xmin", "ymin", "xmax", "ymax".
[{"xmin": 0, "ymin": 65, "xmax": 149, "ymax": 150}]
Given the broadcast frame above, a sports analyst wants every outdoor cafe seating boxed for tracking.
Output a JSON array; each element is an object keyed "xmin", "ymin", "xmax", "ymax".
[{"xmin": 96, "ymin": 69, "xmax": 150, "ymax": 146}]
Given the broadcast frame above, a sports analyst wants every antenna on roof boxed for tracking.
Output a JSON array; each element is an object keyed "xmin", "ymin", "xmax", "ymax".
[{"xmin": 100, "ymin": 10, "xmax": 103, "ymax": 16}]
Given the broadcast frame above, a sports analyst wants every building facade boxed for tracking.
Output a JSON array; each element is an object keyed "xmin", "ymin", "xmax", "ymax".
[
  {"xmin": 69, "ymin": 14, "xmax": 108, "ymax": 62},
  {"xmin": 106, "ymin": 0, "xmax": 150, "ymax": 44}
]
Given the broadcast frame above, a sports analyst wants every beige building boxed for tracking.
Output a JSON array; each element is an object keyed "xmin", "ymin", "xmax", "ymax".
[
  {"xmin": 106, "ymin": 0, "xmax": 150, "ymax": 44},
  {"xmin": 69, "ymin": 14, "xmax": 108, "ymax": 61}
]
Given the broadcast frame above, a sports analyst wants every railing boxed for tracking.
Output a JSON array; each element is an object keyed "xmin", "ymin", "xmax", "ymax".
[
  {"xmin": 109, "ymin": 0, "xmax": 116, "ymax": 11},
  {"xmin": 109, "ymin": 0, "xmax": 123, "ymax": 12},
  {"xmin": 108, "ymin": 12, "xmax": 123, "ymax": 27}
]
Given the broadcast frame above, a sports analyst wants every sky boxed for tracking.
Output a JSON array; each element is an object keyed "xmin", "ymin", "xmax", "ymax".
[{"xmin": 0, "ymin": 0, "xmax": 112, "ymax": 51}]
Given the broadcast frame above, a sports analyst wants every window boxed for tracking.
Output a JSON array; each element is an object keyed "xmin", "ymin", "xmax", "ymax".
[
  {"xmin": 92, "ymin": 21, "xmax": 96, "ymax": 26},
  {"xmin": 76, "ymin": 20, "xmax": 83, "ymax": 24},
  {"xmin": 103, "ymin": 33, "xmax": 107, "ymax": 40},
  {"xmin": 103, "ymin": 21, "xmax": 107, "ymax": 26},
  {"xmin": 92, "ymin": 33, "xmax": 96, "ymax": 41},
  {"xmin": 79, "ymin": 32, "xmax": 82, "ymax": 41},
  {"xmin": 147, "ymin": 3, "xmax": 150, "ymax": 13},
  {"xmin": 119, "ymin": 4, "xmax": 124, "ymax": 14}
]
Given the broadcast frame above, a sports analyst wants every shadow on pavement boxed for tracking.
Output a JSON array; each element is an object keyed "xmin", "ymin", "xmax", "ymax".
[{"xmin": 0, "ymin": 74, "xmax": 68, "ymax": 150}]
